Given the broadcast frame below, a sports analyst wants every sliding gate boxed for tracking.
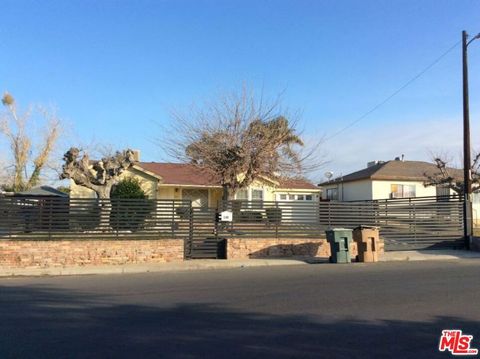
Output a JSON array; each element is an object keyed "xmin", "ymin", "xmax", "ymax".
[{"xmin": 319, "ymin": 196, "xmax": 465, "ymax": 251}]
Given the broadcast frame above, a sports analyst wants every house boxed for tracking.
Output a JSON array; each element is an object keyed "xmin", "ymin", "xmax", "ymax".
[
  {"xmin": 318, "ymin": 159, "xmax": 460, "ymax": 201},
  {"xmin": 70, "ymin": 156, "xmax": 320, "ymax": 206},
  {"xmin": 15, "ymin": 185, "xmax": 69, "ymax": 198}
]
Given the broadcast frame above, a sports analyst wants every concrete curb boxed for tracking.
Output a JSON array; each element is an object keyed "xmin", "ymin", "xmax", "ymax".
[{"xmin": 0, "ymin": 258, "xmax": 312, "ymax": 277}]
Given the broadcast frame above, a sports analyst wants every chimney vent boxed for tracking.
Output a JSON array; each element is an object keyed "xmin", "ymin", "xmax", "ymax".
[{"xmin": 132, "ymin": 150, "xmax": 141, "ymax": 162}]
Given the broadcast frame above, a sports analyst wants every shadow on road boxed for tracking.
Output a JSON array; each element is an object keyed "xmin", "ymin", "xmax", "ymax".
[{"xmin": 0, "ymin": 284, "xmax": 477, "ymax": 358}]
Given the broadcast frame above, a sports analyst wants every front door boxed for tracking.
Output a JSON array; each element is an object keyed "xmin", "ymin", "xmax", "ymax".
[{"xmin": 182, "ymin": 189, "xmax": 209, "ymax": 208}]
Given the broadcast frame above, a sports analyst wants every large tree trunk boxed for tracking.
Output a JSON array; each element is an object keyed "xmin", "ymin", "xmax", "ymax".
[
  {"xmin": 96, "ymin": 186, "xmax": 113, "ymax": 231},
  {"xmin": 59, "ymin": 147, "xmax": 136, "ymax": 232},
  {"xmin": 222, "ymin": 185, "xmax": 229, "ymax": 201}
]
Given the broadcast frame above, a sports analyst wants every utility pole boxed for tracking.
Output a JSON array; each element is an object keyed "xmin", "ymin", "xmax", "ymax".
[
  {"xmin": 462, "ymin": 30, "xmax": 480, "ymax": 249},
  {"xmin": 462, "ymin": 30, "xmax": 472, "ymax": 249}
]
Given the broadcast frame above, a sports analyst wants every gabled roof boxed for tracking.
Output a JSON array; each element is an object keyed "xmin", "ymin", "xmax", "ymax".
[
  {"xmin": 136, "ymin": 162, "xmax": 318, "ymax": 190},
  {"xmin": 139, "ymin": 162, "xmax": 222, "ymax": 187},
  {"xmin": 318, "ymin": 160, "xmax": 463, "ymax": 186},
  {"xmin": 278, "ymin": 178, "xmax": 319, "ymax": 190}
]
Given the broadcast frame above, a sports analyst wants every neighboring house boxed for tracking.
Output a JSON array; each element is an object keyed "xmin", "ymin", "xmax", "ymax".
[
  {"xmin": 318, "ymin": 159, "xmax": 460, "ymax": 201},
  {"xmin": 70, "ymin": 156, "xmax": 320, "ymax": 207},
  {"xmin": 15, "ymin": 185, "xmax": 69, "ymax": 198}
]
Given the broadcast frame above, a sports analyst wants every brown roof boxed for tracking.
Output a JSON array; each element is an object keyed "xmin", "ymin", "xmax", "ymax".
[
  {"xmin": 318, "ymin": 160, "xmax": 462, "ymax": 186},
  {"xmin": 137, "ymin": 162, "xmax": 318, "ymax": 189},
  {"xmin": 138, "ymin": 162, "xmax": 221, "ymax": 186},
  {"xmin": 277, "ymin": 178, "xmax": 319, "ymax": 190}
]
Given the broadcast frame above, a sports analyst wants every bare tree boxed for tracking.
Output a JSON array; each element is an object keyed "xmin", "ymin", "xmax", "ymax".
[
  {"xmin": 60, "ymin": 147, "xmax": 136, "ymax": 199},
  {"xmin": 0, "ymin": 92, "xmax": 61, "ymax": 191},
  {"xmin": 423, "ymin": 156, "xmax": 476, "ymax": 195},
  {"xmin": 161, "ymin": 88, "xmax": 322, "ymax": 199}
]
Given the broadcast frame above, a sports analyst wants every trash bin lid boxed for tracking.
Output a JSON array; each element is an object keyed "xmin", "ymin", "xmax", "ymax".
[{"xmin": 353, "ymin": 225, "xmax": 379, "ymax": 230}]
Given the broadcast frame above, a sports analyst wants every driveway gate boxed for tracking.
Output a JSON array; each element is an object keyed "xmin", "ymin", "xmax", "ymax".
[{"xmin": 319, "ymin": 196, "xmax": 465, "ymax": 251}]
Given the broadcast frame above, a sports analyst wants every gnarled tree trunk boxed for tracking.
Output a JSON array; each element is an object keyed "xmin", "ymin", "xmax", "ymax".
[{"xmin": 60, "ymin": 147, "xmax": 136, "ymax": 232}]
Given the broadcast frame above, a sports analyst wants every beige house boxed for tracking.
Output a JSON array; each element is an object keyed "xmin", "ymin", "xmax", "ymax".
[
  {"xmin": 318, "ymin": 159, "xmax": 459, "ymax": 201},
  {"xmin": 70, "ymin": 161, "xmax": 320, "ymax": 207}
]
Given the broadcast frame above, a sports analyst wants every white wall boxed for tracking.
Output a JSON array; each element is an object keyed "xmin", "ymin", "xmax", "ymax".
[
  {"xmin": 341, "ymin": 180, "xmax": 372, "ymax": 201},
  {"xmin": 321, "ymin": 180, "xmax": 372, "ymax": 201},
  {"xmin": 321, "ymin": 180, "xmax": 449, "ymax": 201}
]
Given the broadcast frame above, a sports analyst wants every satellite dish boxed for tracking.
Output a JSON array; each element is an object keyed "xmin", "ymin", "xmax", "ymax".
[{"xmin": 324, "ymin": 171, "xmax": 333, "ymax": 180}]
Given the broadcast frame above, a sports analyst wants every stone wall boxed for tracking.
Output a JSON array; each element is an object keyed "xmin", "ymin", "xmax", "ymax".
[
  {"xmin": 226, "ymin": 238, "xmax": 385, "ymax": 260},
  {"xmin": 0, "ymin": 236, "xmax": 387, "ymax": 270},
  {"xmin": 0, "ymin": 239, "xmax": 184, "ymax": 269}
]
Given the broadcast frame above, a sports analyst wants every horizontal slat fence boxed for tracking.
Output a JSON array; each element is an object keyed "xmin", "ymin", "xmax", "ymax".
[
  {"xmin": 218, "ymin": 200, "xmax": 323, "ymax": 238},
  {"xmin": 0, "ymin": 197, "xmax": 192, "ymax": 240},
  {"xmin": 319, "ymin": 196, "xmax": 464, "ymax": 250},
  {"xmin": 0, "ymin": 195, "xmax": 466, "ymax": 251}
]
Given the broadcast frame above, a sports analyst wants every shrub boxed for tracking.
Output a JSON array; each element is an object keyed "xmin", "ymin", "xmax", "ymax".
[
  {"xmin": 111, "ymin": 178, "xmax": 146, "ymax": 199},
  {"xmin": 110, "ymin": 178, "xmax": 154, "ymax": 232}
]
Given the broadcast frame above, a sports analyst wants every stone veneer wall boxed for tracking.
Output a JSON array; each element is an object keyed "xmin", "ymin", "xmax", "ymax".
[
  {"xmin": 0, "ymin": 239, "xmax": 184, "ymax": 269},
  {"xmin": 0, "ymin": 237, "xmax": 387, "ymax": 269},
  {"xmin": 226, "ymin": 238, "xmax": 385, "ymax": 259}
]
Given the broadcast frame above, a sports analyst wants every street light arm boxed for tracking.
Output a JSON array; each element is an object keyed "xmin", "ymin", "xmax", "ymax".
[{"xmin": 466, "ymin": 33, "xmax": 480, "ymax": 47}]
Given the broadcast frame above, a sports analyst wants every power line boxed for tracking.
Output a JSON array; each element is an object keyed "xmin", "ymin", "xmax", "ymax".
[{"xmin": 325, "ymin": 40, "xmax": 462, "ymax": 141}]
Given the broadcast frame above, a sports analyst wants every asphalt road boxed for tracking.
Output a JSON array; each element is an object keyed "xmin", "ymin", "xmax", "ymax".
[{"xmin": 1, "ymin": 260, "xmax": 480, "ymax": 359}]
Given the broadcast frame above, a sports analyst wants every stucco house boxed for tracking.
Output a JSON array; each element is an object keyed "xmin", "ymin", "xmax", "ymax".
[
  {"xmin": 70, "ymin": 159, "xmax": 320, "ymax": 207},
  {"xmin": 318, "ymin": 159, "xmax": 460, "ymax": 201}
]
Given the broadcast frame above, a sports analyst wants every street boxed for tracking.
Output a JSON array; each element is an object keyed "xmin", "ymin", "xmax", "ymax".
[{"xmin": 1, "ymin": 260, "xmax": 479, "ymax": 358}]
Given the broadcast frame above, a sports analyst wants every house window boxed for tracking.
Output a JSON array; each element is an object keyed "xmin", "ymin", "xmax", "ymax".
[
  {"xmin": 326, "ymin": 188, "xmax": 338, "ymax": 200},
  {"xmin": 235, "ymin": 188, "xmax": 264, "ymax": 202},
  {"xmin": 251, "ymin": 189, "xmax": 264, "ymax": 201},
  {"xmin": 277, "ymin": 193, "xmax": 315, "ymax": 201},
  {"xmin": 436, "ymin": 186, "xmax": 450, "ymax": 198},
  {"xmin": 391, "ymin": 184, "xmax": 416, "ymax": 198},
  {"xmin": 235, "ymin": 189, "xmax": 248, "ymax": 201}
]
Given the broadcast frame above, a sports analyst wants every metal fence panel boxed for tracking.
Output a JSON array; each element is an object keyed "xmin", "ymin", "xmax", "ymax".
[
  {"xmin": 0, "ymin": 195, "xmax": 465, "ymax": 251},
  {"xmin": 218, "ymin": 200, "xmax": 323, "ymax": 238},
  {"xmin": 319, "ymin": 196, "xmax": 464, "ymax": 250},
  {"xmin": 0, "ymin": 197, "xmax": 192, "ymax": 240}
]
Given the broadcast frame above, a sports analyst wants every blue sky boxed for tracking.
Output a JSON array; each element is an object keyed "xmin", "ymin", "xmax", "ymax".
[{"xmin": 1, "ymin": 0, "xmax": 480, "ymax": 182}]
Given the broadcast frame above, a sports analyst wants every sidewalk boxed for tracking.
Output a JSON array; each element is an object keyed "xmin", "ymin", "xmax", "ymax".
[
  {"xmin": 0, "ymin": 258, "xmax": 311, "ymax": 277},
  {"xmin": 1, "ymin": 250, "xmax": 479, "ymax": 277},
  {"xmin": 380, "ymin": 249, "xmax": 480, "ymax": 262}
]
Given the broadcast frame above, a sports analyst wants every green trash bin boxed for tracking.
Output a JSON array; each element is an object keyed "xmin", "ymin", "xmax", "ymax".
[{"xmin": 325, "ymin": 228, "xmax": 353, "ymax": 263}]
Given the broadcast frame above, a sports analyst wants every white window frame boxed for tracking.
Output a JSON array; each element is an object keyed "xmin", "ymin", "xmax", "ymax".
[
  {"xmin": 235, "ymin": 188, "xmax": 249, "ymax": 201},
  {"xmin": 390, "ymin": 184, "xmax": 416, "ymax": 199},
  {"xmin": 234, "ymin": 188, "xmax": 265, "ymax": 201},
  {"xmin": 276, "ymin": 193, "xmax": 317, "ymax": 201}
]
